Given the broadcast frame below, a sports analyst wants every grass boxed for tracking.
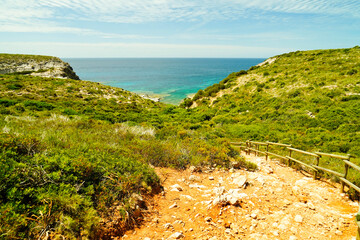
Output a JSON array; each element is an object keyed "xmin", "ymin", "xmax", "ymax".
[{"xmin": 0, "ymin": 53, "xmax": 58, "ymax": 64}]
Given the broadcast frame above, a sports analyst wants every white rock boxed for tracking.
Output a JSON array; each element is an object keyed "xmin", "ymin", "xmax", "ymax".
[
  {"xmin": 278, "ymin": 224, "xmax": 287, "ymax": 231},
  {"xmin": 180, "ymin": 194, "xmax": 194, "ymax": 200},
  {"xmin": 209, "ymin": 176, "xmax": 214, "ymax": 180},
  {"xmin": 335, "ymin": 230, "xmax": 342, "ymax": 235},
  {"xmin": 256, "ymin": 176, "xmax": 265, "ymax": 185},
  {"xmin": 173, "ymin": 220, "xmax": 185, "ymax": 226},
  {"xmin": 169, "ymin": 203, "xmax": 178, "ymax": 209},
  {"xmin": 294, "ymin": 215, "xmax": 303, "ymax": 223},
  {"xmin": 144, "ymin": 238, "xmax": 151, "ymax": 240},
  {"xmin": 164, "ymin": 223, "xmax": 173, "ymax": 229},
  {"xmin": 189, "ymin": 183, "xmax": 206, "ymax": 189},
  {"xmin": 205, "ymin": 217, "xmax": 212, "ymax": 222},
  {"xmin": 169, "ymin": 232, "xmax": 184, "ymax": 239},
  {"xmin": 213, "ymin": 187, "xmax": 226, "ymax": 196},
  {"xmin": 289, "ymin": 236, "xmax": 297, "ymax": 240},
  {"xmin": 189, "ymin": 166, "xmax": 201, "ymax": 173},
  {"xmin": 171, "ymin": 184, "xmax": 183, "ymax": 191},
  {"xmin": 233, "ymin": 175, "xmax": 247, "ymax": 188},
  {"xmin": 271, "ymin": 231, "xmax": 279, "ymax": 236},
  {"xmin": 189, "ymin": 175, "xmax": 200, "ymax": 181},
  {"xmin": 295, "ymin": 178, "xmax": 309, "ymax": 187},
  {"xmin": 307, "ymin": 201, "xmax": 315, "ymax": 210},
  {"xmin": 250, "ymin": 213, "xmax": 257, "ymax": 219}
]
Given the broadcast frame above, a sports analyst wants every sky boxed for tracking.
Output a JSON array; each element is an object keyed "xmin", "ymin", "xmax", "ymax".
[{"xmin": 1, "ymin": 0, "xmax": 360, "ymax": 58}]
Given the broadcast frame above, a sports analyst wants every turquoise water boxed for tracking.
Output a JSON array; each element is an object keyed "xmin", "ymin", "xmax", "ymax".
[{"xmin": 64, "ymin": 58, "xmax": 265, "ymax": 105}]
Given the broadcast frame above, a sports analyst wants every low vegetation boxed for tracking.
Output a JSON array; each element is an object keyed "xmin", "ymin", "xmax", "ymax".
[{"xmin": 0, "ymin": 73, "xmax": 246, "ymax": 239}]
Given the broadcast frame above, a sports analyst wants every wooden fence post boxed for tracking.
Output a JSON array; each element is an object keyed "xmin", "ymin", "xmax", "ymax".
[
  {"xmin": 265, "ymin": 143, "xmax": 269, "ymax": 161},
  {"xmin": 288, "ymin": 148, "xmax": 292, "ymax": 166},
  {"xmin": 341, "ymin": 156, "xmax": 351, "ymax": 193},
  {"xmin": 314, "ymin": 156, "xmax": 320, "ymax": 180}
]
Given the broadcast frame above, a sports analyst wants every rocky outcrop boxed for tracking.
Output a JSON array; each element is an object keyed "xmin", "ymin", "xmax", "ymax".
[{"xmin": 0, "ymin": 54, "xmax": 80, "ymax": 80}]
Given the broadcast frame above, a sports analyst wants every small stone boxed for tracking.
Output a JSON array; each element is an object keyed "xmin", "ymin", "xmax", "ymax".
[
  {"xmin": 307, "ymin": 201, "xmax": 315, "ymax": 210},
  {"xmin": 250, "ymin": 213, "xmax": 257, "ymax": 219},
  {"xmin": 294, "ymin": 215, "xmax": 303, "ymax": 223},
  {"xmin": 335, "ymin": 230, "xmax": 342, "ymax": 235},
  {"xmin": 233, "ymin": 175, "xmax": 247, "ymax": 188},
  {"xmin": 214, "ymin": 187, "xmax": 226, "ymax": 196},
  {"xmin": 169, "ymin": 232, "xmax": 184, "ymax": 239},
  {"xmin": 225, "ymin": 228, "xmax": 231, "ymax": 234},
  {"xmin": 278, "ymin": 224, "xmax": 287, "ymax": 230},
  {"xmin": 189, "ymin": 166, "xmax": 201, "ymax": 173},
  {"xmin": 189, "ymin": 175, "xmax": 200, "ymax": 181},
  {"xmin": 169, "ymin": 203, "xmax": 178, "ymax": 209},
  {"xmin": 289, "ymin": 236, "xmax": 297, "ymax": 240},
  {"xmin": 209, "ymin": 176, "xmax": 214, "ymax": 180},
  {"xmin": 224, "ymin": 221, "xmax": 231, "ymax": 228},
  {"xmin": 144, "ymin": 238, "xmax": 151, "ymax": 240},
  {"xmin": 272, "ymin": 231, "xmax": 279, "ymax": 236},
  {"xmin": 205, "ymin": 217, "xmax": 212, "ymax": 222},
  {"xmin": 189, "ymin": 228, "xmax": 193, "ymax": 231},
  {"xmin": 171, "ymin": 184, "xmax": 183, "ymax": 191},
  {"xmin": 164, "ymin": 223, "xmax": 173, "ymax": 229},
  {"xmin": 264, "ymin": 167, "xmax": 274, "ymax": 174},
  {"xmin": 173, "ymin": 220, "xmax": 185, "ymax": 226},
  {"xmin": 231, "ymin": 161, "xmax": 241, "ymax": 169}
]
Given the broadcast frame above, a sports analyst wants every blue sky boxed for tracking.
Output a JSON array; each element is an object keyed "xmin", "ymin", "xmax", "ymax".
[{"xmin": 1, "ymin": 0, "xmax": 359, "ymax": 58}]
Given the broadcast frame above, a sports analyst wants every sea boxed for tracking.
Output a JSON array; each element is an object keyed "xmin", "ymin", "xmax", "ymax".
[{"xmin": 64, "ymin": 58, "xmax": 266, "ymax": 105}]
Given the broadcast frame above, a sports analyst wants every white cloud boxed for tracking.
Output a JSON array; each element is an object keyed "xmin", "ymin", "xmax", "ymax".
[
  {"xmin": 1, "ymin": 0, "xmax": 359, "ymax": 35},
  {"xmin": 0, "ymin": 41, "xmax": 290, "ymax": 58},
  {"xmin": 230, "ymin": 0, "xmax": 360, "ymax": 16}
]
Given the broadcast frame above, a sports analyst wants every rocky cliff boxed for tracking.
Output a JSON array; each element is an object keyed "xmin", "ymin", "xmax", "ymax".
[{"xmin": 0, "ymin": 54, "xmax": 80, "ymax": 80}]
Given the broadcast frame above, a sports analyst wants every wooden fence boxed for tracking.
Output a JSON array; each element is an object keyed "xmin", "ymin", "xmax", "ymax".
[{"xmin": 231, "ymin": 140, "xmax": 360, "ymax": 239}]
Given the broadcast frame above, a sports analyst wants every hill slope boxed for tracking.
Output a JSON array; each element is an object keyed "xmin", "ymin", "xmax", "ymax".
[
  {"xmin": 0, "ymin": 71, "xmax": 245, "ymax": 239},
  {"xmin": 185, "ymin": 46, "xmax": 360, "ymax": 157}
]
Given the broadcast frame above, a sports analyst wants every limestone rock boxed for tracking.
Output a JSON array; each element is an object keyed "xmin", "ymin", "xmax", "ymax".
[
  {"xmin": 294, "ymin": 215, "xmax": 303, "ymax": 223},
  {"xmin": 189, "ymin": 166, "xmax": 201, "ymax": 173},
  {"xmin": 232, "ymin": 175, "xmax": 247, "ymax": 188},
  {"xmin": 189, "ymin": 175, "xmax": 200, "ymax": 182},
  {"xmin": 169, "ymin": 232, "xmax": 184, "ymax": 239},
  {"xmin": 169, "ymin": 203, "xmax": 178, "ymax": 209},
  {"xmin": 171, "ymin": 184, "xmax": 183, "ymax": 191},
  {"xmin": 0, "ymin": 55, "xmax": 79, "ymax": 80}
]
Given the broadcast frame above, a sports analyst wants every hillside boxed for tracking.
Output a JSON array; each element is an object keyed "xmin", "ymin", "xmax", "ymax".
[
  {"xmin": 1, "ymin": 49, "xmax": 360, "ymax": 239},
  {"xmin": 184, "ymin": 46, "xmax": 360, "ymax": 157},
  {"xmin": 0, "ymin": 72, "xmax": 245, "ymax": 239},
  {"xmin": 0, "ymin": 54, "xmax": 79, "ymax": 80}
]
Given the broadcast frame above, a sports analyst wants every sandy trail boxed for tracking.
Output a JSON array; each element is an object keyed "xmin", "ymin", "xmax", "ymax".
[{"xmin": 122, "ymin": 153, "xmax": 359, "ymax": 240}]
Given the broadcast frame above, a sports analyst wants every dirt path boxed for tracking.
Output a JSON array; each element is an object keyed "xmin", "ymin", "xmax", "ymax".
[{"xmin": 122, "ymin": 153, "xmax": 359, "ymax": 240}]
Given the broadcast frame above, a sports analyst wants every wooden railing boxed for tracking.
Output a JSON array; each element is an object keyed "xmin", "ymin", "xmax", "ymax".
[{"xmin": 231, "ymin": 139, "xmax": 360, "ymax": 238}]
